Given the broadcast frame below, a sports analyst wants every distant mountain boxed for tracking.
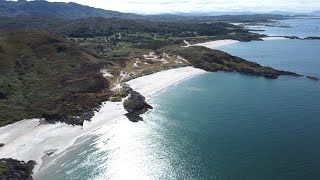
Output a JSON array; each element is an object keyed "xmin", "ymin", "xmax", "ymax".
[
  {"xmin": 175, "ymin": 11, "xmax": 259, "ymax": 16},
  {"xmin": 0, "ymin": 0, "xmax": 142, "ymax": 19},
  {"xmin": 173, "ymin": 10, "xmax": 320, "ymax": 17},
  {"xmin": 1, "ymin": 0, "xmax": 316, "ymax": 24},
  {"xmin": 311, "ymin": 11, "xmax": 320, "ymax": 16}
]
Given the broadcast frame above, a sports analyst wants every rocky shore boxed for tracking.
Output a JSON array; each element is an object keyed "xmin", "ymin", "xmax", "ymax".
[
  {"xmin": 270, "ymin": 36, "xmax": 320, "ymax": 40},
  {"xmin": 123, "ymin": 87, "xmax": 153, "ymax": 122},
  {"xmin": 165, "ymin": 46, "xmax": 302, "ymax": 79},
  {"xmin": 307, "ymin": 76, "xmax": 320, "ymax": 81}
]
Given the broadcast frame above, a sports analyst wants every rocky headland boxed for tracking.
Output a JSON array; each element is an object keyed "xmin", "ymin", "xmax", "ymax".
[{"xmin": 123, "ymin": 87, "xmax": 153, "ymax": 122}]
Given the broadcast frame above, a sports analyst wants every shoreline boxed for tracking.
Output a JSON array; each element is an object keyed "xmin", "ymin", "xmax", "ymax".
[
  {"xmin": 0, "ymin": 66, "xmax": 206, "ymax": 175},
  {"xmin": 193, "ymin": 39, "xmax": 240, "ymax": 49},
  {"xmin": 261, "ymin": 37, "xmax": 289, "ymax": 40},
  {"xmin": 127, "ymin": 66, "xmax": 206, "ymax": 98}
]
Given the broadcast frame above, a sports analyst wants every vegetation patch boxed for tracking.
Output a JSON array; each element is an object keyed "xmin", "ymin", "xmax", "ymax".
[
  {"xmin": 0, "ymin": 31, "xmax": 110, "ymax": 127},
  {"xmin": 0, "ymin": 161, "xmax": 5, "ymax": 176},
  {"xmin": 163, "ymin": 46, "xmax": 301, "ymax": 79}
]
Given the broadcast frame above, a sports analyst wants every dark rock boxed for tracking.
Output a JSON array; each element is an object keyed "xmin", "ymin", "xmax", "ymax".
[
  {"xmin": 283, "ymin": 36, "xmax": 302, "ymax": 40},
  {"xmin": 0, "ymin": 91, "xmax": 7, "ymax": 99},
  {"xmin": 46, "ymin": 152, "xmax": 54, "ymax": 156},
  {"xmin": 123, "ymin": 87, "xmax": 153, "ymax": 122},
  {"xmin": 307, "ymin": 76, "xmax": 320, "ymax": 81},
  {"xmin": 304, "ymin": 37, "xmax": 320, "ymax": 40},
  {"xmin": 0, "ymin": 158, "xmax": 36, "ymax": 180},
  {"xmin": 277, "ymin": 70, "xmax": 302, "ymax": 77},
  {"xmin": 55, "ymin": 43, "xmax": 68, "ymax": 53},
  {"xmin": 43, "ymin": 111, "xmax": 95, "ymax": 126},
  {"xmin": 0, "ymin": 143, "xmax": 4, "ymax": 147}
]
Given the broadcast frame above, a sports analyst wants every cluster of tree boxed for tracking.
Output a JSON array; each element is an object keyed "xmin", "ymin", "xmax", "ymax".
[
  {"xmin": 60, "ymin": 18, "xmax": 245, "ymax": 38},
  {"xmin": 0, "ymin": 16, "xmax": 250, "ymax": 38}
]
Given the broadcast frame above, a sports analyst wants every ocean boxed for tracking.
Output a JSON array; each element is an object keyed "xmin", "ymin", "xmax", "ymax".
[
  {"xmin": 246, "ymin": 17, "xmax": 320, "ymax": 37},
  {"xmin": 36, "ymin": 18, "xmax": 320, "ymax": 180}
]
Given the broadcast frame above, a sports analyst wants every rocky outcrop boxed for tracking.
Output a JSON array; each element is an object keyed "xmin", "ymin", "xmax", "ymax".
[
  {"xmin": 307, "ymin": 76, "xmax": 320, "ymax": 81},
  {"xmin": 123, "ymin": 87, "xmax": 153, "ymax": 122},
  {"xmin": 0, "ymin": 159, "xmax": 36, "ymax": 180},
  {"xmin": 304, "ymin": 37, "xmax": 320, "ymax": 40},
  {"xmin": 270, "ymin": 36, "xmax": 320, "ymax": 40}
]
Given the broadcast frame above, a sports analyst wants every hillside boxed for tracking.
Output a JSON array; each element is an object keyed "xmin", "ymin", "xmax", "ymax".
[
  {"xmin": 0, "ymin": 0, "xmax": 290, "ymax": 23},
  {"xmin": 0, "ymin": 31, "xmax": 110, "ymax": 126},
  {"xmin": 0, "ymin": 0, "xmax": 141, "ymax": 19},
  {"xmin": 0, "ymin": 16, "xmax": 264, "ymax": 42}
]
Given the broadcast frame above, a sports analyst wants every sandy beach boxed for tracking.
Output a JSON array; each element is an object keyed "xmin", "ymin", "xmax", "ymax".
[
  {"xmin": 0, "ymin": 66, "xmax": 206, "ymax": 174},
  {"xmin": 261, "ymin": 37, "xmax": 289, "ymax": 40},
  {"xmin": 127, "ymin": 66, "xmax": 206, "ymax": 98},
  {"xmin": 194, "ymin": 39, "xmax": 240, "ymax": 49}
]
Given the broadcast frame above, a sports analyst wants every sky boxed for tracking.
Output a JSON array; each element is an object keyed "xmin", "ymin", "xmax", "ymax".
[{"xmin": 44, "ymin": 0, "xmax": 320, "ymax": 14}]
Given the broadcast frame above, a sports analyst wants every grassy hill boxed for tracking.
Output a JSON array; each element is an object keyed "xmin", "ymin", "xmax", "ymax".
[{"xmin": 0, "ymin": 31, "xmax": 110, "ymax": 126}]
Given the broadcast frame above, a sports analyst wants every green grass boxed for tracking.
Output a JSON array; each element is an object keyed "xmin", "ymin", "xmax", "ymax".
[
  {"xmin": 123, "ymin": 99, "xmax": 134, "ymax": 109},
  {"xmin": 0, "ymin": 161, "xmax": 6, "ymax": 176}
]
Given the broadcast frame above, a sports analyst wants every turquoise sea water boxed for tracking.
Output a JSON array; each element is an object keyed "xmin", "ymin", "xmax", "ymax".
[
  {"xmin": 37, "ymin": 72, "xmax": 320, "ymax": 180},
  {"xmin": 36, "ymin": 21, "xmax": 320, "ymax": 180}
]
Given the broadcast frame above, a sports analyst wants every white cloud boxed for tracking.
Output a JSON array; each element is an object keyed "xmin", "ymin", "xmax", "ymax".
[{"xmin": 46, "ymin": 0, "xmax": 320, "ymax": 14}]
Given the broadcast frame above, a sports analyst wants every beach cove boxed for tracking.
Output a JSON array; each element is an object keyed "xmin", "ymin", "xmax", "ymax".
[{"xmin": 0, "ymin": 66, "xmax": 206, "ymax": 174}]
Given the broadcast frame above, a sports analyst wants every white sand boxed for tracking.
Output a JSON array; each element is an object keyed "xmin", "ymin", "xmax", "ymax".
[
  {"xmin": 194, "ymin": 39, "xmax": 240, "ymax": 49},
  {"xmin": 0, "ymin": 102, "xmax": 127, "ymax": 173},
  {"xmin": 182, "ymin": 40, "xmax": 192, "ymax": 47},
  {"xmin": 0, "ymin": 66, "xmax": 206, "ymax": 174},
  {"xmin": 100, "ymin": 69, "xmax": 114, "ymax": 77},
  {"xmin": 261, "ymin": 37, "xmax": 289, "ymax": 40},
  {"xmin": 127, "ymin": 66, "xmax": 206, "ymax": 98}
]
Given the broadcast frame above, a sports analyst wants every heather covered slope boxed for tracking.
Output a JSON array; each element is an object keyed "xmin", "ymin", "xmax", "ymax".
[{"xmin": 0, "ymin": 31, "xmax": 109, "ymax": 127}]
